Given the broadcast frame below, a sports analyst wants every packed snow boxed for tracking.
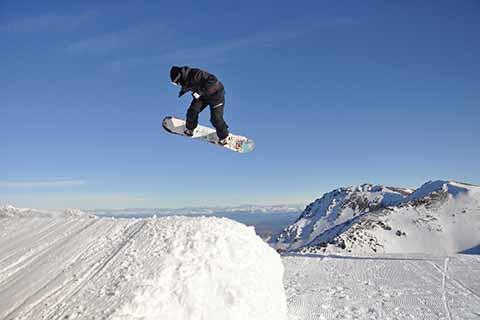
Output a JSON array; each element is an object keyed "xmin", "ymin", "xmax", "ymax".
[
  {"xmin": 0, "ymin": 213, "xmax": 287, "ymax": 320},
  {"xmin": 111, "ymin": 217, "xmax": 287, "ymax": 320},
  {"xmin": 1, "ymin": 203, "xmax": 479, "ymax": 319},
  {"xmin": 283, "ymin": 253, "xmax": 480, "ymax": 320}
]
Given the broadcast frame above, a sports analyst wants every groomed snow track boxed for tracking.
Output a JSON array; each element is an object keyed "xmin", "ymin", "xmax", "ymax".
[
  {"xmin": 0, "ymin": 216, "xmax": 287, "ymax": 320},
  {"xmin": 1, "ymin": 217, "xmax": 479, "ymax": 320},
  {"xmin": 0, "ymin": 218, "xmax": 147, "ymax": 319},
  {"xmin": 283, "ymin": 254, "xmax": 480, "ymax": 320}
]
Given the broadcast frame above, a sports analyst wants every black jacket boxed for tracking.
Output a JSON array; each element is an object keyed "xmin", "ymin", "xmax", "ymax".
[{"xmin": 177, "ymin": 66, "xmax": 224, "ymax": 98}]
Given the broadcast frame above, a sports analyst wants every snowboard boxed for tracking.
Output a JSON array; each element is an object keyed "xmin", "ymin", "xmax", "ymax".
[{"xmin": 162, "ymin": 116, "xmax": 255, "ymax": 153}]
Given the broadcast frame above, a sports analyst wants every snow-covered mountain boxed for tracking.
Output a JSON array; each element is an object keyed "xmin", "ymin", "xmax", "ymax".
[
  {"xmin": 274, "ymin": 180, "xmax": 480, "ymax": 255},
  {"xmin": 0, "ymin": 205, "xmax": 94, "ymax": 219}
]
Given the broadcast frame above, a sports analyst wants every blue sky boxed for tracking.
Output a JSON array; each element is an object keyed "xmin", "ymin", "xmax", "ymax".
[{"xmin": 1, "ymin": 0, "xmax": 479, "ymax": 209}]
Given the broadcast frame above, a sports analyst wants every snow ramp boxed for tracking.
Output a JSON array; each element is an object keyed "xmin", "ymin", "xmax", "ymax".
[{"xmin": 0, "ymin": 216, "xmax": 288, "ymax": 320}]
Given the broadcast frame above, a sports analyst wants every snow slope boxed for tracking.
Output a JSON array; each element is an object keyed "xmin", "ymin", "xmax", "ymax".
[
  {"xmin": 0, "ymin": 214, "xmax": 287, "ymax": 320},
  {"xmin": 1, "ymin": 211, "xmax": 479, "ymax": 319},
  {"xmin": 274, "ymin": 180, "xmax": 480, "ymax": 255}
]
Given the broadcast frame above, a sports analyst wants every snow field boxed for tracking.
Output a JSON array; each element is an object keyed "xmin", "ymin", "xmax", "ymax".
[
  {"xmin": 1, "ymin": 211, "xmax": 479, "ymax": 320},
  {"xmin": 0, "ymin": 216, "xmax": 287, "ymax": 320},
  {"xmin": 283, "ymin": 253, "xmax": 480, "ymax": 320}
]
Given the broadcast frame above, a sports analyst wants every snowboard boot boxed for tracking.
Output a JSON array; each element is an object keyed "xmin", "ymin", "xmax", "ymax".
[
  {"xmin": 218, "ymin": 136, "xmax": 231, "ymax": 145},
  {"xmin": 184, "ymin": 128, "xmax": 194, "ymax": 137}
]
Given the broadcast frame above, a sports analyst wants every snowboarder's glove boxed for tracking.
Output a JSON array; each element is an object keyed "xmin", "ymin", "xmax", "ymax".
[
  {"xmin": 178, "ymin": 89, "xmax": 187, "ymax": 98},
  {"xmin": 192, "ymin": 92, "xmax": 201, "ymax": 100}
]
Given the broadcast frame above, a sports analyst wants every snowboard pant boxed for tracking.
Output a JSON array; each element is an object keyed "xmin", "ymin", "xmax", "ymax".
[{"xmin": 185, "ymin": 90, "xmax": 229, "ymax": 140}]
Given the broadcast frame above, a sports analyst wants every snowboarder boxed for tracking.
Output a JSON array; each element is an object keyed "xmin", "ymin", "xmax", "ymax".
[{"xmin": 170, "ymin": 66, "xmax": 230, "ymax": 145}]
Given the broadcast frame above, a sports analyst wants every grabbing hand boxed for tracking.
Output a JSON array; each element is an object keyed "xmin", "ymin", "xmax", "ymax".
[{"xmin": 178, "ymin": 89, "xmax": 187, "ymax": 98}]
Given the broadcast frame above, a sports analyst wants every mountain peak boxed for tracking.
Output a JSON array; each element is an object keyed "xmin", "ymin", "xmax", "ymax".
[{"xmin": 407, "ymin": 180, "xmax": 479, "ymax": 202}]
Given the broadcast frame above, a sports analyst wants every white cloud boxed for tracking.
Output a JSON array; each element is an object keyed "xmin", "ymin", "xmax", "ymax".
[
  {"xmin": 110, "ymin": 18, "xmax": 354, "ymax": 68},
  {"xmin": 2, "ymin": 11, "xmax": 98, "ymax": 33},
  {"xmin": 0, "ymin": 192, "xmax": 152, "ymax": 211},
  {"xmin": 66, "ymin": 33, "xmax": 129, "ymax": 55},
  {"xmin": 0, "ymin": 179, "xmax": 87, "ymax": 188},
  {"xmin": 64, "ymin": 20, "xmax": 168, "ymax": 55}
]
